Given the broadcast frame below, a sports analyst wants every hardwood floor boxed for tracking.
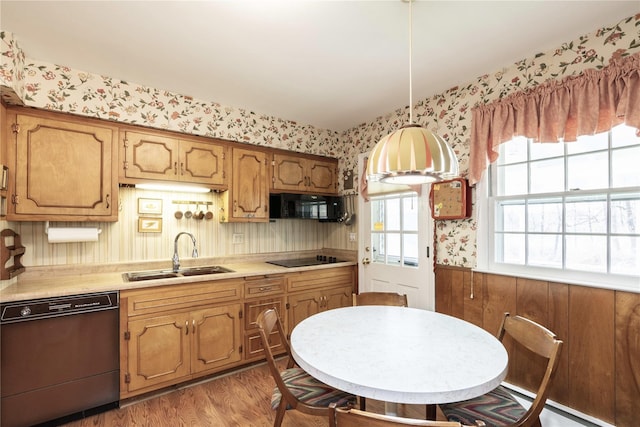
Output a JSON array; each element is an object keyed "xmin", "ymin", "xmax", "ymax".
[{"xmin": 62, "ymin": 360, "xmax": 431, "ymax": 427}]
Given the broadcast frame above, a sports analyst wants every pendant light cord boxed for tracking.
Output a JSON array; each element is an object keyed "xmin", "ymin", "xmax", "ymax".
[{"xmin": 408, "ymin": 0, "xmax": 414, "ymax": 125}]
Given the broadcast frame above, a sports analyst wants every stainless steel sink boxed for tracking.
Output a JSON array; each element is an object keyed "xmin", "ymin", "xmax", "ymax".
[{"xmin": 123, "ymin": 266, "xmax": 234, "ymax": 282}]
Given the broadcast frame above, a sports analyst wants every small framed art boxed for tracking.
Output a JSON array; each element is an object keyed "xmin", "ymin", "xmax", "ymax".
[
  {"xmin": 138, "ymin": 198, "xmax": 163, "ymax": 215},
  {"xmin": 138, "ymin": 217, "xmax": 163, "ymax": 233}
]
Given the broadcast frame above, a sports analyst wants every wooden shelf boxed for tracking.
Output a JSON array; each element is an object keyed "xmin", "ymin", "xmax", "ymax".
[{"xmin": 1, "ymin": 229, "xmax": 25, "ymax": 280}]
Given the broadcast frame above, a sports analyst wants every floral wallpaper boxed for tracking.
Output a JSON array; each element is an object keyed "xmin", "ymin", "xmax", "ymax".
[
  {"xmin": 342, "ymin": 12, "xmax": 640, "ymax": 267},
  {"xmin": 1, "ymin": 12, "xmax": 639, "ymax": 268}
]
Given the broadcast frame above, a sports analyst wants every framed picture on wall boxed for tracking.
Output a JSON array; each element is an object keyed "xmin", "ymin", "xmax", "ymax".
[
  {"xmin": 137, "ymin": 198, "xmax": 163, "ymax": 215},
  {"xmin": 138, "ymin": 217, "xmax": 162, "ymax": 233}
]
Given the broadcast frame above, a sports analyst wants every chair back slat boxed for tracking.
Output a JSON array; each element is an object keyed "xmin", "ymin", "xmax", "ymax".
[
  {"xmin": 352, "ymin": 292, "xmax": 408, "ymax": 307},
  {"xmin": 499, "ymin": 313, "xmax": 563, "ymax": 427}
]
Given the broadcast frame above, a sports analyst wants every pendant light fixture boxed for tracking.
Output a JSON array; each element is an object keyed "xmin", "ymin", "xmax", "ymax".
[{"xmin": 367, "ymin": 0, "xmax": 459, "ymax": 185}]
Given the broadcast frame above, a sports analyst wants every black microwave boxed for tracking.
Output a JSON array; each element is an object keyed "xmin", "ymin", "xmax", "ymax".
[{"xmin": 269, "ymin": 194, "xmax": 343, "ymax": 222}]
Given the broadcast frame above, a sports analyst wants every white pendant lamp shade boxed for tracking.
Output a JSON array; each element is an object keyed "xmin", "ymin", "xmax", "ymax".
[
  {"xmin": 367, "ymin": 124, "xmax": 459, "ymax": 184},
  {"xmin": 366, "ymin": 0, "xmax": 459, "ymax": 185}
]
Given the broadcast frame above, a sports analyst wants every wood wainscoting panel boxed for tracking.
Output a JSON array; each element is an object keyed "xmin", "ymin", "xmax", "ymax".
[
  {"xmin": 615, "ymin": 291, "xmax": 640, "ymax": 427},
  {"xmin": 513, "ymin": 278, "xmax": 549, "ymax": 394},
  {"xmin": 548, "ymin": 282, "xmax": 570, "ymax": 404},
  {"xmin": 463, "ymin": 271, "xmax": 483, "ymax": 328},
  {"xmin": 482, "ymin": 274, "xmax": 517, "ymax": 337},
  {"xmin": 568, "ymin": 286, "xmax": 615, "ymax": 423},
  {"xmin": 435, "ymin": 267, "xmax": 454, "ymax": 315}
]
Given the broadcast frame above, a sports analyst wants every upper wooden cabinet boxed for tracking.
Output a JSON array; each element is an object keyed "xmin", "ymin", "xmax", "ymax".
[
  {"xmin": 272, "ymin": 153, "xmax": 338, "ymax": 195},
  {"xmin": 120, "ymin": 130, "xmax": 227, "ymax": 190},
  {"xmin": 6, "ymin": 108, "xmax": 118, "ymax": 221},
  {"xmin": 220, "ymin": 147, "xmax": 269, "ymax": 222}
]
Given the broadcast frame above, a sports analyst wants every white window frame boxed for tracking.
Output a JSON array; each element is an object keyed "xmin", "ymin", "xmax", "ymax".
[
  {"xmin": 476, "ymin": 127, "xmax": 640, "ymax": 293},
  {"xmin": 370, "ymin": 192, "xmax": 420, "ymax": 268}
]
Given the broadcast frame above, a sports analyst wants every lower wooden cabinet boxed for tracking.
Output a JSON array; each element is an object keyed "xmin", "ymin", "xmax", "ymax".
[
  {"xmin": 286, "ymin": 266, "xmax": 355, "ymax": 332},
  {"xmin": 243, "ymin": 275, "xmax": 286, "ymax": 361},
  {"xmin": 119, "ymin": 265, "xmax": 356, "ymax": 399},
  {"xmin": 120, "ymin": 280, "xmax": 244, "ymax": 398}
]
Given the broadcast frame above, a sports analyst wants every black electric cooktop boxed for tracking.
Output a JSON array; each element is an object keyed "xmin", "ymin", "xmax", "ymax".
[{"xmin": 267, "ymin": 256, "xmax": 343, "ymax": 268}]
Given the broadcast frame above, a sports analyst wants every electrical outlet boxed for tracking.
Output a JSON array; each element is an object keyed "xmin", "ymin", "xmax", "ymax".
[
  {"xmin": 349, "ymin": 232, "xmax": 356, "ymax": 242},
  {"xmin": 232, "ymin": 233, "xmax": 244, "ymax": 244}
]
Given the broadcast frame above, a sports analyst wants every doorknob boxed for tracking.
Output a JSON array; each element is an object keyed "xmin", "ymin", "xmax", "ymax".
[
  {"xmin": 365, "ymin": 246, "xmax": 370, "ymax": 252},
  {"xmin": 362, "ymin": 257, "xmax": 371, "ymax": 265}
]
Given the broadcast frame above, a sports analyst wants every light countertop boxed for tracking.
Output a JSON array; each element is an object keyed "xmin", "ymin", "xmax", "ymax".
[{"xmin": 0, "ymin": 253, "xmax": 357, "ymax": 303}]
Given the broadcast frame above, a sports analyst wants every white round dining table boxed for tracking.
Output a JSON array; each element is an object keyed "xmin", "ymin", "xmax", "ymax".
[{"xmin": 290, "ymin": 306, "xmax": 508, "ymax": 409}]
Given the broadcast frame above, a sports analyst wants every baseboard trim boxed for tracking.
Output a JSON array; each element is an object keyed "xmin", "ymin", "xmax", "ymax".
[{"xmin": 502, "ymin": 382, "xmax": 614, "ymax": 427}]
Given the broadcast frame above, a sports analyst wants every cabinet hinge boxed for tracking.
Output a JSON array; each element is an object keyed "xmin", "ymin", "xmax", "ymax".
[
  {"xmin": 123, "ymin": 137, "xmax": 128, "ymax": 148},
  {"xmin": 239, "ymin": 310, "xmax": 243, "ymax": 319},
  {"xmin": 271, "ymin": 160, "xmax": 275, "ymax": 166},
  {"xmin": 124, "ymin": 373, "xmax": 131, "ymax": 384},
  {"xmin": 11, "ymin": 195, "xmax": 18, "ymax": 205},
  {"xmin": 123, "ymin": 160, "xmax": 129, "ymax": 170},
  {"xmin": 11, "ymin": 123, "xmax": 20, "ymax": 134},
  {"xmin": 124, "ymin": 330, "xmax": 131, "ymax": 340},
  {"xmin": 285, "ymin": 302, "xmax": 290, "ymax": 310},
  {"xmin": 239, "ymin": 345, "xmax": 243, "ymax": 354}
]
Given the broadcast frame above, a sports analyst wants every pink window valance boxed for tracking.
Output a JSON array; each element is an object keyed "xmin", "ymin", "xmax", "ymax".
[{"xmin": 469, "ymin": 51, "xmax": 640, "ymax": 185}]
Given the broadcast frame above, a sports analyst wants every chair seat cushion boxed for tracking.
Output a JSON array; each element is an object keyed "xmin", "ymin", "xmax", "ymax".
[
  {"xmin": 440, "ymin": 385, "xmax": 527, "ymax": 427},
  {"xmin": 271, "ymin": 367, "xmax": 356, "ymax": 410}
]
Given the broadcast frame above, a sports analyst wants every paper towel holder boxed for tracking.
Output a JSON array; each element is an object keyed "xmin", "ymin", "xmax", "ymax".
[{"xmin": 44, "ymin": 222, "xmax": 103, "ymax": 236}]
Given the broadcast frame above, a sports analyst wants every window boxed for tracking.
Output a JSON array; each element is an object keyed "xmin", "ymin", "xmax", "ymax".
[
  {"xmin": 371, "ymin": 193, "xmax": 419, "ymax": 267},
  {"xmin": 481, "ymin": 124, "xmax": 640, "ymax": 290}
]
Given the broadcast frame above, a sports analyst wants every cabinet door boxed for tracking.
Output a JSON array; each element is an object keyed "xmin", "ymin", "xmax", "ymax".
[
  {"xmin": 126, "ymin": 313, "xmax": 191, "ymax": 392},
  {"xmin": 272, "ymin": 153, "xmax": 306, "ymax": 192},
  {"xmin": 225, "ymin": 147, "xmax": 268, "ymax": 222},
  {"xmin": 123, "ymin": 131, "xmax": 179, "ymax": 181},
  {"xmin": 272, "ymin": 153, "xmax": 338, "ymax": 195},
  {"xmin": 244, "ymin": 297, "xmax": 285, "ymax": 361},
  {"xmin": 11, "ymin": 112, "xmax": 118, "ymax": 220},
  {"xmin": 307, "ymin": 159, "xmax": 336, "ymax": 194},
  {"xmin": 191, "ymin": 304, "xmax": 242, "ymax": 374},
  {"xmin": 287, "ymin": 290, "xmax": 324, "ymax": 332},
  {"xmin": 179, "ymin": 139, "xmax": 226, "ymax": 186},
  {"xmin": 323, "ymin": 285, "xmax": 353, "ymax": 312}
]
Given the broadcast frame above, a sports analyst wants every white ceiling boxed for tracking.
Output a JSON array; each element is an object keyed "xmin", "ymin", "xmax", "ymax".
[{"xmin": 2, "ymin": 1, "xmax": 638, "ymax": 132}]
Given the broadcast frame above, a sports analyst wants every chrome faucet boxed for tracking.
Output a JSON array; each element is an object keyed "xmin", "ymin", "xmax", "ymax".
[{"xmin": 172, "ymin": 232, "xmax": 198, "ymax": 272}]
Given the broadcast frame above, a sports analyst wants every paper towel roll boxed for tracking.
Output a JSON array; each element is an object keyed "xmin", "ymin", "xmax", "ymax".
[{"xmin": 47, "ymin": 227, "xmax": 101, "ymax": 243}]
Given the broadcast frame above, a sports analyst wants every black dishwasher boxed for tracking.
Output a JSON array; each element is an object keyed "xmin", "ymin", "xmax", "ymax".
[{"xmin": 1, "ymin": 291, "xmax": 120, "ymax": 427}]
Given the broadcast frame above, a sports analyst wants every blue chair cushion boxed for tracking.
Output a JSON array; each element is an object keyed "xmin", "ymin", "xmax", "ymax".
[
  {"xmin": 271, "ymin": 367, "xmax": 356, "ymax": 410},
  {"xmin": 440, "ymin": 385, "xmax": 527, "ymax": 427}
]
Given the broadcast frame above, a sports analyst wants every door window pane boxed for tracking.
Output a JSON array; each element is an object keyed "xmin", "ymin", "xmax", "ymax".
[{"xmin": 370, "ymin": 194, "xmax": 419, "ymax": 267}]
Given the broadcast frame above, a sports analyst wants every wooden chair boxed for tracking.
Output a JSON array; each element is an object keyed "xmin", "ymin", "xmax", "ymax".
[
  {"xmin": 439, "ymin": 313, "xmax": 563, "ymax": 427},
  {"xmin": 352, "ymin": 292, "xmax": 408, "ymax": 307},
  {"xmin": 256, "ymin": 308, "xmax": 357, "ymax": 427},
  {"xmin": 328, "ymin": 403, "xmax": 486, "ymax": 427},
  {"xmin": 352, "ymin": 291, "xmax": 408, "ymax": 411}
]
